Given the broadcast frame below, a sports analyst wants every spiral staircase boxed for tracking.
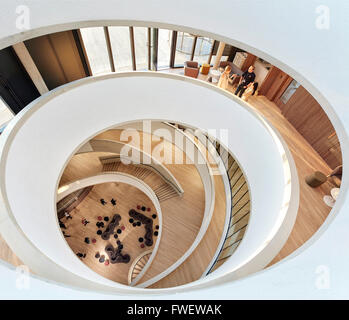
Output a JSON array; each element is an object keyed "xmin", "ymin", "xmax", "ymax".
[{"xmin": 0, "ymin": 0, "xmax": 347, "ymax": 299}]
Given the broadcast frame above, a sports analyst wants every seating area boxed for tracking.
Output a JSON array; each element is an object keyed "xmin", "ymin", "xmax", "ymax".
[
  {"xmin": 174, "ymin": 59, "xmax": 260, "ymax": 103},
  {"xmin": 184, "ymin": 61, "xmax": 199, "ymax": 78},
  {"xmin": 57, "ymin": 182, "xmax": 160, "ymax": 285}
]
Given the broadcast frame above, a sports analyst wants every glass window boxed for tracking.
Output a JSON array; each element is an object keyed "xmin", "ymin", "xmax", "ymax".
[
  {"xmin": 174, "ymin": 32, "xmax": 195, "ymax": 66},
  {"xmin": 108, "ymin": 26, "xmax": 133, "ymax": 72},
  {"xmin": 0, "ymin": 96, "xmax": 14, "ymax": 129},
  {"xmin": 80, "ymin": 27, "xmax": 111, "ymax": 75},
  {"xmin": 193, "ymin": 37, "xmax": 214, "ymax": 65},
  {"xmin": 280, "ymin": 80, "xmax": 300, "ymax": 104},
  {"xmin": 158, "ymin": 29, "xmax": 172, "ymax": 69},
  {"xmin": 134, "ymin": 27, "xmax": 148, "ymax": 71}
]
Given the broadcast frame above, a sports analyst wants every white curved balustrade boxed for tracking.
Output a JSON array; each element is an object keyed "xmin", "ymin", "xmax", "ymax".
[
  {"xmin": 0, "ymin": 72, "xmax": 296, "ymax": 294},
  {"xmin": 75, "ymin": 132, "xmax": 217, "ymax": 286},
  {"xmin": 0, "ymin": 0, "xmax": 347, "ymax": 298},
  {"xmin": 77, "ymin": 138, "xmax": 184, "ymax": 195}
]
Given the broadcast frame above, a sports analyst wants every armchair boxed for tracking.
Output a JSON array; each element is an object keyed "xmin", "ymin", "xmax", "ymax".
[{"xmin": 184, "ymin": 61, "xmax": 199, "ymax": 78}]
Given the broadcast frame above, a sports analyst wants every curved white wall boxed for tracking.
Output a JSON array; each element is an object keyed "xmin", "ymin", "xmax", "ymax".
[
  {"xmin": 0, "ymin": 73, "xmax": 294, "ymax": 293},
  {"xmin": 0, "ymin": 0, "xmax": 347, "ymax": 298}
]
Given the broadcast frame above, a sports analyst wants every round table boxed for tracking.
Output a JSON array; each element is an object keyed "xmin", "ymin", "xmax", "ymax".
[{"xmin": 331, "ymin": 187, "xmax": 340, "ymax": 200}]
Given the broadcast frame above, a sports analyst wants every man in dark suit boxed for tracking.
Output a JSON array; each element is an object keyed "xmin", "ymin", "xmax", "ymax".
[{"xmin": 234, "ymin": 65, "xmax": 256, "ymax": 98}]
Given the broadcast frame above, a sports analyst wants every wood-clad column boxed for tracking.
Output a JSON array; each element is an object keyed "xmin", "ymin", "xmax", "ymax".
[
  {"xmin": 12, "ymin": 42, "xmax": 49, "ymax": 95},
  {"xmin": 213, "ymin": 41, "xmax": 225, "ymax": 69}
]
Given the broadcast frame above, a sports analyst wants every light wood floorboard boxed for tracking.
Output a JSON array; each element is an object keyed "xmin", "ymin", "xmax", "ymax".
[
  {"xmin": 149, "ymin": 133, "xmax": 227, "ymax": 288},
  {"xmin": 245, "ymin": 95, "xmax": 335, "ymax": 266}
]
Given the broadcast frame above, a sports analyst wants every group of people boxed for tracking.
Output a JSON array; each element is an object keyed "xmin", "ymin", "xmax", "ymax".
[
  {"xmin": 218, "ymin": 65, "xmax": 257, "ymax": 100},
  {"xmin": 100, "ymin": 198, "xmax": 117, "ymax": 206},
  {"xmin": 58, "ymin": 211, "xmax": 90, "ymax": 238}
]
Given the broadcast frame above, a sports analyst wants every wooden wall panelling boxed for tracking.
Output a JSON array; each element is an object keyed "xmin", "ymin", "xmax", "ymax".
[
  {"xmin": 240, "ymin": 53, "xmax": 257, "ymax": 72},
  {"xmin": 25, "ymin": 31, "xmax": 87, "ymax": 90},
  {"xmin": 265, "ymin": 69, "xmax": 289, "ymax": 101},
  {"xmin": 273, "ymin": 76, "xmax": 293, "ymax": 109},
  {"xmin": 279, "ymin": 85, "xmax": 342, "ymax": 169},
  {"xmin": 258, "ymin": 66, "xmax": 281, "ymax": 96},
  {"xmin": 12, "ymin": 42, "xmax": 49, "ymax": 95},
  {"xmin": 47, "ymin": 31, "xmax": 87, "ymax": 82},
  {"xmin": 25, "ymin": 35, "xmax": 67, "ymax": 89},
  {"xmin": 259, "ymin": 65, "xmax": 342, "ymax": 169}
]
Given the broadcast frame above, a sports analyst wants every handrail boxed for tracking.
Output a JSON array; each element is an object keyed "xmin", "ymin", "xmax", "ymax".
[
  {"xmin": 99, "ymin": 154, "xmax": 183, "ymax": 198},
  {"xmin": 205, "ymin": 136, "xmax": 251, "ymax": 274},
  {"xmin": 134, "ymin": 120, "xmax": 216, "ymax": 287},
  {"xmin": 128, "ymin": 250, "xmax": 153, "ymax": 285},
  {"xmin": 163, "ymin": 123, "xmax": 247, "ymax": 275},
  {"xmin": 87, "ymin": 138, "xmax": 185, "ymax": 195}
]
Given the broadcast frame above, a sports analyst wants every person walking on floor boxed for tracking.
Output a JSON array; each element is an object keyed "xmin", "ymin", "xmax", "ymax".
[
  {"xmin": 64, "ymin": 211, "xmax": 72, "ymax": 220},
  {"xmin": 217, "ymin": 65, "xmax": 232, "ymax": 90},
  {"xmin": 59, "ymin": 219, "xmax": 67, "ymax": 229},
  {"xmin": 81, "ymin": 218, "xmax": 90, "ymax": 226}
]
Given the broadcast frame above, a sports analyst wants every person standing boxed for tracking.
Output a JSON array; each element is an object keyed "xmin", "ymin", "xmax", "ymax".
[
  {"xmin": 234, "ymin": 65, "xmax": 256, "ymax": 98},
  {"xmin": 217, "ymin": 65, "xmax": 232, "ymax": 90},
  {"xmin": 59, "ymin": 219, "xmax": 67, "ymax": 229},
  {"xmin": 64, "ymin": 211, "xmax": 72, "ymax": 220},
  {"xmin": 81, "ymin": 218, "xmax": 90, "ymax": 226}
]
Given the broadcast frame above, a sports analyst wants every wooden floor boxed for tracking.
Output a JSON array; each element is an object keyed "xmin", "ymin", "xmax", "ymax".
[
  {"xmin": 0, "ymin": 73, "xmax": 338, "ymax": 286},
  {"xmin": 149, "ymin": 174, "xmax": 226, "ymax": 288},
  {"xmin": 60, "ymin": 129, "xmax": 209, "ymax": 286},
  {"xmin": 167, "ymin": 71, "xmax": 336, "ymax": 267},
  {"xmin": 148, "ymin": 130, "xmax": 227, "ymax": 288},
  {"xmin": 158, "ymin": 73, "xmax": 335, "ymax": 272},
  {"xmin": 62, "ymin": 182, "xmax": 159, "ymax": 285},
  {"xmin": 93, "ymin": 130, "xmax": 218, "ymax": 285},
  {"xmin": 245, "ymin": 95, "xmax": 334, "ymax": 265},
  {"xmin": 0, "ymin": 235, "xmax": 23, "ymax": 267}
]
